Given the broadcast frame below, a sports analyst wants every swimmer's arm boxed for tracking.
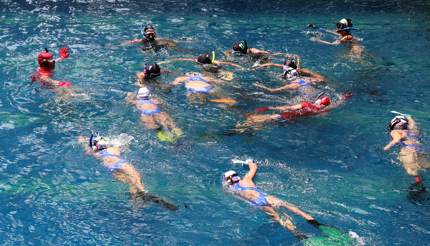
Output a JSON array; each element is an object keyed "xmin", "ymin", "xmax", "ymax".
[
  {"xmin": 171, "ymin": 76, "xmax": 187, "ymax": 85},
  {"xmin": 215, "ymin": 61, "xmax": 243, "ymax": 69},
  {"xmin": 125, "ymin": 92, "xmax": 136, "ymax": 105},
  {"xmin": 299, "ymin": 68, "xmax": 326, "ymax": 81},
  {"xmin": 384, "ymin": 131, "xmax": 402, "ymax": 151},
  {"xmin": 254, "ymin": 63, "xmax": 283, "ymax": 69},
  {"xmin": 255, "ymin": 82, "xmax": 298, "ymax": 93},
  {"xmin": 269, "ymin": 104, "xmax": 302, "ymax": 112},
  {"xmin": 407, "ymin": 116, "xmax": 418, "ymax": 132},
  {"xmin": 248, "ymin": 47, "xmax": 271, "ymax": 56},
  {"xmin": 77, "ymin": 136, "xmax": 94, "ymax": 155},
  {"xmin": 324, "ymin": 29, "xmax": 341, "ymax": 36},
  {"xmin": 158, "ymin": 58, "xmax": 195, "ymax": 65},
  {"xmin": 310, "ymin": 37, "xmax": 340, "ymax": 46},
  {"xmin": 121, "ymin": 39, "xmax": 144, "ymax": 46},
  {"xmin": 243, "ymin": 161, "xmax": 258, "ymax": 182}
]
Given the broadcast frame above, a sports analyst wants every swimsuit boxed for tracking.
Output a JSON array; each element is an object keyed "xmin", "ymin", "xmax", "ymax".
[
  {"xmin": 185, "ymin": 74, "xmax": 212, "ymax": 94},
  {"xmin": 292, "ymin": 79, "xmax": 313, "ymax": 95},
  {"xmin": 98, "ymin": 149, "xmax": 128, "ymax": 172},
  {"xmin": 230, "ymin": 183, "xmax": 268, "ymax": 207},
  {"xmin": 400, "ymin": 131, "xmax": 423, "ymax": 152},
  {"xmin": 137, "ymin": 99, "xmax": 161, "ymax": 116}
]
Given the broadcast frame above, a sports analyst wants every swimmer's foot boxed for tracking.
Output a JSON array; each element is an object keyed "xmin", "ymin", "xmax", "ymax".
[
  {"xmin": 280, "ymin": 213, "xmax": 307, "ymax": 239},
  {"xmin": 136, "ymin": 191, "xmax": 178, "ymax": 211}
]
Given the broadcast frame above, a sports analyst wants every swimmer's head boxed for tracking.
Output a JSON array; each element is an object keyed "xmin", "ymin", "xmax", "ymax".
[
  {"xmin": 283, "ymin": 66, "xmax": 299, "ymax": 80},
  {"xmin": 389, "ymin": 115, "xmax": 409, "ymax": 131},
  {"xmin": 232, "ymin": 40, "xmax": 248, "ymax": 54},
  {"xmin": 137, "ymin": 87, "xmax": 150, "ymax": 99},
  {"xmin": 197, "ymin": 51, "xmax": 215, "ymax": 64},
  {"xmin": 143, "ymin": 24, "xmax": 156, "ymax": 41},
  {"xmin": 284, "ymin": 56, "xmax": 297, "ymax": 70},
  {"xmin": 38, "ymin": 48, "xmax": 54, "ymax": 68},
  {"xmin": 314, "ymin": 96, "xmax": 331, "ymax": 107},
  {"xmin": 224, "ymin": 170, "xmax": 240, "ymax": 185},
  {"xmin": 89, "ymin": 134, "xmax": 110, "ymax": 151},
  {"xmin": 336, "ymin": 18, "xmax": 353, "ymax": 34},
  {"xmin": 144, "ymin": 63, "xmax": 161, "ymax": 79}
]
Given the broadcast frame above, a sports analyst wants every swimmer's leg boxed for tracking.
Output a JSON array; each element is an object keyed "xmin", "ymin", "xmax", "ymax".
[
  {"xmin": 262, "ymin": 206, "xmax": 307, "ymax": 239},
  {"xmin": 112, "ymin": 164, "xmax": 145, "ymax": 194},
  {"xmin": 267, "ymin": 196, "xmax": 315, "ymax": 221},
  {"xmin": 140, "ymin": 115, "xmax": 160, "ymax": 130},
  {"xmin": 399, "ymin": 151, "xmax": 421, "ymax": 177},
  {"xmin": 186, "ymin": 93, "xmax": 207, "ymax": 104}
]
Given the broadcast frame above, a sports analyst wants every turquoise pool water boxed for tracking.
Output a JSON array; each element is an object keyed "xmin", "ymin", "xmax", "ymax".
[{"xmin": 1, "ymin": 1, "xmax": 430, "ymax": 245}]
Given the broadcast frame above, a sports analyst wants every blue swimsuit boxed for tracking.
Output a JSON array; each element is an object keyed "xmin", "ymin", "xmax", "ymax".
[
  {"xmin": 292, "ymin": 79, "xmax": 312, "ymax": 93},
  {"xmin": 137, "ymin": 99, "xmax": 161, "ymax": 116},
  {"xmin": 231, "ymin": 183, "xmax": 268, "ymax": 207},
  {"xmin": 185, "ymin": 74, "xmax": 212, "ymax": 94},
  {"xmin": 98, "ymin": 149, "xmax": 128, "ymax": 172},
  {"xmin": 400, "ymin": 131, "xmax": 423, "ymax": 152}
]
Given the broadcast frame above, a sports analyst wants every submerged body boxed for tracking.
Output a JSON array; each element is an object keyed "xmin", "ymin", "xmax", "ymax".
[
  {"xmin": 384, "ymin": 115, "xmax": 430, "ymax": 189},
  {"xmin": 223, "ymin": 160, "xmax": 320, "ymax": 238}
]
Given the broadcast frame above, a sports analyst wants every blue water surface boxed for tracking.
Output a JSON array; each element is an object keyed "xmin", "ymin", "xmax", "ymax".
[{"xmin": 1, "ymin": 0, "xmax": 430, "ymax": 245}]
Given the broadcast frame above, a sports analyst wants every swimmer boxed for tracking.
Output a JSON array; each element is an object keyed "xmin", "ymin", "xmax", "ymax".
[
  {"xmin": 78, "ymin": 134, "xmax": 177, "ymax": 210},
  {"xmin": 126, "ymin": 86, "xmax": 182, "ymax": 139},
  {"xmin": 253, "ymin": 54, "xmax": 326, "ymax": 82},
  {"xmin": 254, "ymin": 57, "xmax": 325, "ymax": 99},
  {"xmin": 160, "ymin": 52, "xmax": 242, "ymax": 81},
  {"xmin": 223, "ymin": 159, "xmax": 322, "ymax": 238},
  {"xmin": 135, "ymin": 63, "xmax": 162, "ymax": 85},
  {"xmin": 31, "ymin": 48, "xmax": 87, "ymax": 99},
  {"xmin": 170, "ymin": 72, "xmax": 237, "ymax": 105},
  {"xmin": 384, "ymin": 113, "xmax": 430, "ymax": 191},
  {"xmin": 122, "ymin": 24, "xmax": 177, "ymax": 51},
  {"xmin": 309, "ymin": 18, "xmax": 364, "ymax": 59},
  {"xmin": 224, "ymin": 40, "xmax": 284, "ymax": 60},
  {"xmin": 234, "ymin": 93, "xmax": 351, "ymax": 133}
]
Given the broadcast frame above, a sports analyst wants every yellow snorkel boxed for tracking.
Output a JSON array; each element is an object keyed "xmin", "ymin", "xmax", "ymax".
[{"xmin": 211, "ymin": 51, "xmax": 216, "ymax": 64}]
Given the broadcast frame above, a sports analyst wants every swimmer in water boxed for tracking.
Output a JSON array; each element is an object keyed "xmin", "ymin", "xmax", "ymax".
[
  {"xmin": 234, "ymin": 93, "xmax": 351, "ymax": 133},
  {"xmin": 223, "ymin": 40, "xmax": 284, "ymax": 61},
  {"xmin": 160, "ymin": 51, "xmax": 242, "ymax": 81},
  {"xmin": 254, "ymin": 56, "xmax": 325, "ymax": 98},
  {"xmin": 170, "ymin": 72, "xmax": 237, "ymax": 105},
  {"xmin": 135, "ymin": 62, "xmax": 162, "ymax": 85},
  {"xmin": 309, "ymin": 18, "xmax": 364, "ymax": 59},
  {"xmin": 384, "ymin": 114, "xmax": 430, "ymax": 192},
  {"xmin": 126, "ymin": 86, "xmax": 182, "ymax": 139},
  {"xmin": 122, "ymin": 24, "xmax": 177, "ymax": 51},
  {"xmin": 31, "ymin": 48, "xmax": 87, "ymax": 99},
  {"xmin": 78, "ymin": 134, "xmax": 177, "ymax": 210},
  {"xmin": 223, "ymin": 159, "xmax": 323, "ymax": 238}
]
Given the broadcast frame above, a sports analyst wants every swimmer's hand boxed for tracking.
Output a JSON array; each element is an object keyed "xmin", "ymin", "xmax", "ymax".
[
  {"xmin": 309, "ymin": 37, "xmax": 317, "ymax": 42},
  {"xmin": 390, "ymin": 111, "xmax": 411, "ymax": 118},
  {"xmin": 254, "ymin": 82, "xmax": 269, "ymax": 90},
  {"xmin": 231, "ymin": 158, "xmax": 253, "ymax": 165},
  {"xmin": 77, "ymin": 136, "xmax": 86, "ymax": 144}
]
